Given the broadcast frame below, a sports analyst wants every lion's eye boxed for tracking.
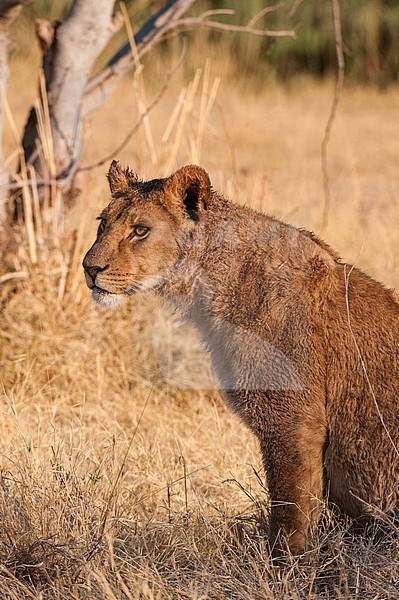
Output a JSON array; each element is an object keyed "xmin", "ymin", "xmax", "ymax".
[{"xmin": 131, "ymin": 225, "xmax": 149, "ymax": 239}]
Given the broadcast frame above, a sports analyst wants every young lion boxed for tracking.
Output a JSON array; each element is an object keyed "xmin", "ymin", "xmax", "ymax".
[{"xmin": 83, "ymin": 161, "xmax": 399, "ymax": 555}]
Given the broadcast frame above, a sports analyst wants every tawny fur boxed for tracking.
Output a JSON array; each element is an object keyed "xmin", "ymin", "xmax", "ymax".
[{"xmin": 83, "ymin": 162, "xmax": 399, "ymax": 555}]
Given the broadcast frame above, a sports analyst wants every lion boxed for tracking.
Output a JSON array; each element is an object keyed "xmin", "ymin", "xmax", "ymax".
[{"xmin": 83, "ymin": 161, "xmax": 399, "ymax": 556}]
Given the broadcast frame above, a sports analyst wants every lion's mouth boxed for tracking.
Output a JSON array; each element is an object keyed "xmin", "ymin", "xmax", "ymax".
[
  {"xmin": 91, "ymin": 283, "xmax": 141, "ymax": 296},
  {"xmin": 88, "ymin": 278, "xmax": 160, "ymax": 306},
  {"xmin": 91, "ymin": 286, "xmax": 125, "ymax": 308},
  {"xmin": 90, "ymin": 285, "xmax": 114, "ymax": 296}
]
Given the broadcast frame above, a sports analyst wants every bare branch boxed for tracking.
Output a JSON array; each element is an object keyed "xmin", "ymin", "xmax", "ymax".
[
  {"xmin": 247, "ymin": 3, "xmax": 285, "ymax": 28},
  {"xmin": 172, "ymin": 13, "xmax": 296, "ymax": 39},
  {"xmin": 83, "ymin": 0, "xmax": 296, "ymax": 117},
  {"xmin": 288, "ymin": 0, "xmax": 305, "ymax": 19},
  {"xmin": 192, "ymin": 9, "xmax": 235, "ymax": 19},
  {"xmin": 320, "ymin": 0, "xmax": 345, "ymax": 232},
  {"xmin": 83, "ymin": 0, "xmax": 196, "ymax": 116}
]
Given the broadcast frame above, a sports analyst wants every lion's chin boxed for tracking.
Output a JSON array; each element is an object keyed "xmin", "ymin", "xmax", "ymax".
[
  {"xmin": 90, "ymin": 275, "xmax": 163, "ymax": 307},
  {"xmin": 91, "ymin": 288, "xmax": 126, "ymax": 308}
]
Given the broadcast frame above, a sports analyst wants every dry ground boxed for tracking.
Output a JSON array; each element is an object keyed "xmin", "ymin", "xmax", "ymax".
[{"xmin": 0, "ymin": 50, "xmax": 399, "ymax": 598}]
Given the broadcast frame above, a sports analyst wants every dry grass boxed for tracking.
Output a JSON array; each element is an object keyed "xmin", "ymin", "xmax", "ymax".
[{"xmin": 1, "ymin": 46, "xmax": 399, "ymax": 597}]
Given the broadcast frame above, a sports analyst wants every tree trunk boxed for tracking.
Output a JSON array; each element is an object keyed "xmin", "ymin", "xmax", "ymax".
[
  {"xmin": 0, "ymin": 0, "xmax": 23, "ymax": 224},
  {"xmin": 22, "ymin": 0, "xmax": 117, "ymax": 196},
  {"xmin": 22, "ymin": 0, "xmax": 197, "ymax": 200}
]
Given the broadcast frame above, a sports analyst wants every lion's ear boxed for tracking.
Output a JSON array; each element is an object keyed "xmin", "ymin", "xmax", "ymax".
[
  {"xmin": 107, "ymin": 160, "xmax": 138, "ymax": 195},
  {"xmin": 166, "ymin": 165, "xmax": 211, "ymax": 222}
]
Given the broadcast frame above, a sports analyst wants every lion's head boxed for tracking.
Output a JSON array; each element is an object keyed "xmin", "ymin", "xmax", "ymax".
[{"xmin": 82, "ymin": 161, "xmax": 211, "ymax": 307}]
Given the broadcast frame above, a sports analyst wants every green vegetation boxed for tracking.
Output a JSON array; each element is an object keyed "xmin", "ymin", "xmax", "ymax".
[
  {"xmin": 201, "ymin": 0, "xmax": 399, "ymax": 84},
  {"xmin": 23, "ymin": 0, "xmax": 399, "ymax": 85}
]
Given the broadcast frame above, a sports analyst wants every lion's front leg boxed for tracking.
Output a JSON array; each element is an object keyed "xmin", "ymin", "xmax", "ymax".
[{"xmin": 260, "ymin": 406, "xmax": 327, "ymax": 556}]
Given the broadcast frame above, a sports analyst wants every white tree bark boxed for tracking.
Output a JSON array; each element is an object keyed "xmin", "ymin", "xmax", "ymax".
[
  {"xmin": 23, "ymin": 0, "xmax": 117, "ymax": 190},
  {"xmin": 22, "ymin": 0, "xmax": 200, "ymax": 196}
]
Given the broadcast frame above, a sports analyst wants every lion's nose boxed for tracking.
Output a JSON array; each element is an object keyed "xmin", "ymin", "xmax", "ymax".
[
  {"xmin": 83, "ymin": 263, "xmax": 109, "ymax": 285},
  {"xmin": 84, "ymin": 265, "xmax": 100, "ymax": 280}
]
